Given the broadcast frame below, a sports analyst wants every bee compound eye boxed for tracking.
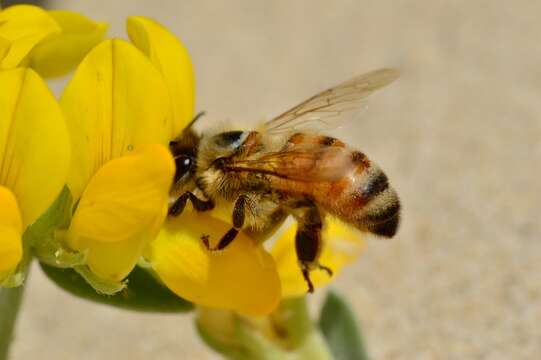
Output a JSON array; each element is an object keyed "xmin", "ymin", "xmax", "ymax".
[{"xmin": 174, "ymin": 155, "xmax": 193, "ymax": 178}]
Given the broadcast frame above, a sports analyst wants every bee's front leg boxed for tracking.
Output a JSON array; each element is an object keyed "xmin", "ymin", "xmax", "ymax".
[
  {"xmin": 204, "ymin": 194, "xmax": 248, "ymax": 251},
  {"xmin": 169, "ymin": 191, "xmax": 215, "ymax": 216}
]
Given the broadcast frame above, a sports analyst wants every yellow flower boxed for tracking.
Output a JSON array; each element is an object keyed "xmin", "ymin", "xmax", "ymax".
[
  {"xmin": 151, "ymin": 214, "xmax": 364, "ymax": 315},
  {"xmin": 0, "ymin": 5, "xmax": 107, "ymax": 77},
  {"xmin": 59, "ymin": 37, "xmax": 176, "ymax": 284},
  {"xmin": 128, "ymin": 17, "xmax": 366, "ymax": 315},
  {"xmin": 150, "ymin": 211, "xmax": 282, "ymax": 316},
  {"xmin": 121, "ymin": 17, "xmax": 281, "ymax": 315},
  {"xmin": 0, "ymin": 67, "xmax": 70, "ymax": 284}
]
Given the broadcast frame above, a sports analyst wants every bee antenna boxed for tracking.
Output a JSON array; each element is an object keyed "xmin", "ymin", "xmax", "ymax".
[{"xmin": 185, "ymin": 111, "xmax": 206, "ymax": 131}]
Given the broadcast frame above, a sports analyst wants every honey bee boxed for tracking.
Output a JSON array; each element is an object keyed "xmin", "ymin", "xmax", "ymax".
[{"xmin": 168, "ymin": 68, "xmax": 401, "ymax": 292}]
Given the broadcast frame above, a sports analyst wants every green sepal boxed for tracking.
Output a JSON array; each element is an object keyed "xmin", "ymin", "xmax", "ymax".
[
  {"xmin": 40, "ymin": 262, "xmax": 193, "ymax": 312},
  {"xmin": 29, "ymin": 186, "xmax": 86, "ymax": 268},
  {"xmin": 195, "ymin": 312, "xmax": 284, "ymax": 360},
  {"xmin": 196, "ymin": 298, "xmax": 335, "ymax": 360},
  {"xmin": 73, "ymin": 264, "xmax": 126, "ymax": 295},
  {"xmin": 319, "ymin": 291, "xmax": 370, "ymax": 360},
  {"xmin": 0, "ymin": 265, "xmax": 27, "ymax": 288},
  {"xmin": 195, "ymin": 316, "xmax": 246, "ymax": 360},
  {"xmin": 24, "ymin": 186, "xmax": 72, "ymax": 246}
]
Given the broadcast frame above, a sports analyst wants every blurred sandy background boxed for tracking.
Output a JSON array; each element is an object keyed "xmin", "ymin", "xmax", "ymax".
[{"xmin": 6, "ymin": 0, "xmax": 541, "ymax": 359}]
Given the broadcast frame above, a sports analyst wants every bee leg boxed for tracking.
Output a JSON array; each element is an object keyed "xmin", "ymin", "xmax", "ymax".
[
  {"xmin": 169, "ymin": 191, "xmax": 215, "ymax": 216},
  {"xmin": 204, "ymin": 228, "xmax": 238, "ymax": 250},
  {"xmin": 204, "ymin": 195, "xmax": 248, "ymax": 251},
  {"xmin": 297, "ymin": 224, "xmax": 320, "ymax": 294},
  {"xmin": 292, "ymin": 202, "xmax": 332, "ymax": 293},
  {"xmin": 301, "ymin": 262, "xmax": 332, "ymax": 293},
  {"xmin": 301, "ymin": 265, "xmax": 315, "ymax": 294},
  {"xmin": 317, "ymin": 264, "xmax": 333, "ymax": 276}
]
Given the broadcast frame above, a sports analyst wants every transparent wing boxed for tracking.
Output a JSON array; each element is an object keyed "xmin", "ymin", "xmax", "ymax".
[
  {"xmin": 225, "ymin": 143, "xmax": 356, "ymax": 182},
  {"xmin": 263, "ymin": 68, "xmax": 399, "ymax": 134}
]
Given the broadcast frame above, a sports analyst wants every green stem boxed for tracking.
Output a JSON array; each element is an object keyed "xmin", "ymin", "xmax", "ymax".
[
  {"xmin": 276, "ymin": 297, "xmax": 333, "ymax": 360},
  {"xmin": 294, "ymin": 331, "xmax": 334, "ymax": 360},
  {"xmin": 0, "ymin": 285, "xmax": 25, "ymax": 360},
  {"xmin": 237, "ymin": 297, "xmax": 334, "ymax": 360},
  {"xmin": 197, "ymin": 298, "xmax": 334, "ymax": 360}
]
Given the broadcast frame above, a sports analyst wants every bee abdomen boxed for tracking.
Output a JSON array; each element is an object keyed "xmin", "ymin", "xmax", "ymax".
[
  {"xmin": 360, "ymin": 187, "xmax": 400, "ymax": 237},
  {"xmin": 349, "ymin": 164, "xmax": 400, "ymax": 238},
  {"xmin": 358, "ymin": 167, "xmax": 389, "ymax": 202},
  {"xmin": 370, "ymin": 210, "xmax": 400, "ymax": 237}
]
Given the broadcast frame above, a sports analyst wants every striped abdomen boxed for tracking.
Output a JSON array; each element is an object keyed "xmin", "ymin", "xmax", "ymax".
[
  {"xmin": 274, "ymin": 134, "xmax": 400, "ymax": 238},
  {"xmin": 320, "ymin": 149, "xmax": 400, "ymax": 237},
  {"xmin": 344, "ymin": 153, "xmax": 400, "ymax": 237},
  {"xmin": 262, "ymin": 133, "xmax": 400, "ymax": 237}
]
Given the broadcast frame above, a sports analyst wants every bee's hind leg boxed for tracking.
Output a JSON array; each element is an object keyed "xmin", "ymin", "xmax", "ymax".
[
  {"xmin": 169, "ymin": 191, "xmax": 215, "ymax": 216},
  {"xmin": 203, "ymin": 194, "xmax": 248, "ymax": 250},
  {"xmin": 317, "ymin": 264, "xmax": 333, "ymax": 276},
  {"xmin": 302, "ymin": 263, "xmax": 333, "ymax": 292},
  {"xmin": 291, "ymin": 200, "xmax": 333, "ymax": 293}
]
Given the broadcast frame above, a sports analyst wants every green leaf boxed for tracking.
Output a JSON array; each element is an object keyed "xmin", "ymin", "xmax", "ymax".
[
  {"xmin": 319, "ymin": 291, "xmax": 370, "ymax": 360},
  {"xmin": 40, "ymin": 263, "xmax": 193, "ymax": 313}
]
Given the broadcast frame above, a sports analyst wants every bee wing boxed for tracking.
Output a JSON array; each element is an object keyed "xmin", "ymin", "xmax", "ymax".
[
  {"xmin": 263, "ymin": 68, "xmax": 399, "ymax": 134},
  {"xmin": 228, "ymin": 144, "xmax": 356, "ymax": 182}
]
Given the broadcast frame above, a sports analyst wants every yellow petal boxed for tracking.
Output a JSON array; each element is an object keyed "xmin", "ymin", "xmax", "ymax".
[
  {"xmin": 69, "ymin": 144, "xmax": 173, "ymax": 244},
  {"xmin": 271, "ymin": 218, "xmax": 365, "ymax": 298},
  {"xmin": 82, "ymin": 234, "xmax": 148, "ymax": 282},
  {"xmin": 29, "ymin": 10, "xmax": 108, "ymax": 78},
  {"xmin": 67, "ymin": 145, "xmax": 173, "ymax": 281},
  {"xmin": 0, "ymin": 187, "xmax": 23, "ymax": 273},
  {"xmin": 127, "ymin": 16, "xmax": 194, "ymax": 137},
  {"xmin": 60, "ymin": 39, "xmax": 173, "ymax": 201},
  {"xmin": 0, "ymin": 187, "xmax": 22, "ymax": 232},
  {"xmin": 150, "ymin": 211, "xmax": 281, "ymax": 316},
  {"xmin": 0, "ymin": 5, "xmax": 61, "ymax": 69},
  {"xmin": 0, "ymin": 36, "xmax": 10, "ymax": 61},
  {"xmin": 0, "ymin": 68, "xmax": 70, "ymax": 227},
  {"xmin": 0, "ymin": 226, "xmax": 22, "ymax": 279}
]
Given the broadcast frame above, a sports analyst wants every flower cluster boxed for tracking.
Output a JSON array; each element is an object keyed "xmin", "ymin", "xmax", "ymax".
[{"xmin": 0, "ymin": 5, "xmax": 364, "ymax": 316}]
